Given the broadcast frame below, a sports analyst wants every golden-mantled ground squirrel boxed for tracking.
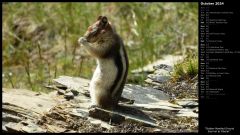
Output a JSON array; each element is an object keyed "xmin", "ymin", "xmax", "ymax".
[{"xmin": 78, "ymin": 16, "xmax": 129, "ymax": 109}]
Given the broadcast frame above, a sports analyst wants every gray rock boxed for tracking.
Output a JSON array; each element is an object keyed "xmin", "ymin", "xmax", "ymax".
[
  {"xmin": 193, "ymin": 108, "xmax": 198, "ymax": 113},
  {"xmin": 153, "ymin": 64, "xmax": 173, "ymax": 72},
  {"xmin": 88, "ymin": 117, "xmax": 115, "ymax": 130},
  {"xmin": 154, "ymin": 69, "xmax": 171, "ymax": 76},
  {"xmin": 71, "ymin": 108, "xmax": 89, "ymax": 118},
  {"xmin": 5, "ymin": 120, "xmax": 46, "ymax": 133},
  {"xmin": 147, "ymin": 74, "xmax": 171, "ymax": 83},
  {"xmin": 145, "ymin": 78, "xmax": 163, "ymax": 86},
  {"xmin": 64, "ymin": 92, "xmax": 74, "ymax": 100},
  {"xmin": 176, "ymin": 99, "xmax": 198, "ymax": 108},
  {"xmin": 176, "ymin": 109, "xmax": 198, "ymax": 118},
  {"xmin": 57, "ymin": 89, "xmax": 65, "ymax": 95},
  {"xmin": 20, "ymin": 120, "xmax": 46, "ymax": 133},
  {"xmin": 89, "ymin": 107, "xmax": 125, "ymax": 124},
  {"xmin": 2, "ymin": 113, "xmax": 22, "ymax": 123},
  {"xmin": 5, "ymin": 122, "xmax": 22, "ymax": 132},
  {"xmin": 53, "ymin": 76, "xmax": 89, "ymax": 94},
  {"xmin": 70, "ymin": 89, "xmax": 79, "ymax": 96},
  {"xmin": 123, "ymin": 84, "xmax": 170, "ymax": 104}
]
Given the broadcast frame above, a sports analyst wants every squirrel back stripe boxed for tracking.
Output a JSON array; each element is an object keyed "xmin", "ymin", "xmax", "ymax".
[{"xmin": 111, "ymin": 43, "xmax": 128, "ymax": 98}]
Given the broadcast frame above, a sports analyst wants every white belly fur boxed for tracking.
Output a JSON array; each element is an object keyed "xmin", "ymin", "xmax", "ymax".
[{"xmin": 89, "ymin": 58, "xmax": 118, "ymax": 106}]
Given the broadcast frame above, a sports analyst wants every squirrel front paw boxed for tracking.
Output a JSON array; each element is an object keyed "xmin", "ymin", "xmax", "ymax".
[{"xmin": 78, "ymin": 37, "xmax": 87, "ymax": 46}]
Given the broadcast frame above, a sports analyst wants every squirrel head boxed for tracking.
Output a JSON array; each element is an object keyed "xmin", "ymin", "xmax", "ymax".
[{"xmin": 84, "ymin": 16, "xmax": 113, "ymax": 43}]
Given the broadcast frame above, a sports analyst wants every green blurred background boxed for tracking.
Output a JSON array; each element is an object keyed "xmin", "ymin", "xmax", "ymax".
[{"xmin": 2, "ymin": 2, "xmax": 198, "ymax": 92}]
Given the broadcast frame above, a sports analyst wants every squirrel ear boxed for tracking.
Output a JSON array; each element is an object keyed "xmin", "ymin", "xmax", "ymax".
[{"xmin": 97, "ymin": 16, "xmax": 103, "ymax": 21}]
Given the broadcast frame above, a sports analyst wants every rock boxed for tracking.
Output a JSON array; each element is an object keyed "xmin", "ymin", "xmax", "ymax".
[
  {"xmin": 88, "ymin": 117, "xmax": 115, "ymax": 130},
  {"xmin": 4, "ymin": 121, "xmax": 46, "ymax": 133},
  {"xmin": 154, "ymin": 69, "xmax": 171, "ymax": 76},
  {"xmin": 114, "ymin": 106, "xmax": 159, "ymax": 127},
  {"xmin": 64, "ymin": 130, "xmax": 77, "ymax": 133},
  {"xmin": 153, "ymin": 64, "xmax": 173, "ymax": 72},
  {"xmin": 64, "ymin": 92, "xmax": 74, "ymax": 100},
  {"xmin": 2, "ymin": 113, "xmax": 22, "ymax": 123},
  {"xmin": 145, "ymin": 78, "xmax": 163, "ymax": 86},
  {"xmin": 132, "ymin": 101, "xmax": 182, "ymax": 111},
  {"xmin": 176, "ymin": 109, "xmax": 198, "ymax": 118},
  {"xmin": 147, "ymin": 74, "xmax": 171, "ymax": 83},
  {"xmin": 153, "ymin": 128, "xmax": 162, "ymax": 132},
  {"xmin": 89, "ymin": 106, "xmax": 159, "ymax": 127},
  {"xmin": 57, "ymin": 89, "xmax": 65, "ymax": 95},
  {"xmin": 89, "ymin": 107, "xmax": 125, "ymax": 124},
  {"xmin": 193, "ymin": 108, "xmax": 198, "ymax": 113},
  {"xmin": 122, "ymin": 84, "xmax": 169, "ymax": 104},
  {"xmin": 20, "ymin": 120, "xmax": 46, "ymax": 133},
  {"xmin": 53, "ymin": 76, "xmax": 89, "ymax": 96},
  {"xmin": 5, "ymin": 122, "xmax": 22, "ymax": 132},
  {"xmin": 3, "ymin": 88, "xmax": 57, "ymax": 115},
  {"xmin": 71, "ymin": 89, "xmax": 79, "ymax": 96},
  {"xmin": 56, "ymin": 85, "xmax": 68, "ymax": 90},
  {"xmin": 53, "ymin": 76, "xmax": 170, "ymax": 105},
  {"xmin": 181, "ymin": 102, "xmax": 198, "ymax": 108},
  {"xmin": 119, "ymin": 97, "xmax": 135, "ymax": 104},
  {"xmin": 71, "ymin": 108, "xmax": 89, "ymax": 118},
  {"xmin": 175, "ymin": 99, "xmax": 198, "ymax": 108},
  {"xmin": 145, "ymin": 63, "xmax": 174, "ymax": 85},
  {"xmin": 153, "ymin": 86, "xmax": 161, "ymax": 90},
  {"xmin": 3, "ymin": 76, "xmax": 198, "ymax": 133}
]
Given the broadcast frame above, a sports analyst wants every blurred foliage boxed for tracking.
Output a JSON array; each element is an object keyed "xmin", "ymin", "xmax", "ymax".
[
  {"xmin": 172, "ymin": 51, "xmax": 198, "ymax": 81},
  {"xmin": 2, "ymin": 2, "xmax": 198, "ymax": 92}
]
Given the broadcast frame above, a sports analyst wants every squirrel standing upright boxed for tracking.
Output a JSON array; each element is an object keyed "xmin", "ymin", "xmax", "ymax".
[{"xmin": 78, "ymin": 16, "xmax": 129, "ymax": 109}]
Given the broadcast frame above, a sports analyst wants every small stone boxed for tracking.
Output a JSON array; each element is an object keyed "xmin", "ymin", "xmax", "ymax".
[
  {"xmin": 148, "ymin": 75, "xmax": 171, "ymax": 83},
  {"xmin": 64, "ymin": 130, "xmax": 77, "ymax": 133},
  {"xmin": 35, "ymin": 92, "xmax": 41, "ymax": 96},
  {"xmin": 176, "ymin": 99, "xmax": 198, "ymax": 108},
  {"xmin": 57, "ymin": 89, "xmax": 65, "ymax": 95},
  {"xmin": 89, "ymin": 107, "xmax": 125, "ymax": 124},
  {"xmin": 153, "ymin": 64, "xmax": 173, "ymax": 72},
  {"xmin": 70, "ymin": 89, "xmax": 79, "ymax": 96},
  {"xmin": 153, "ymin": 128, "xmax": 162, "ymax": 132},
  {"xmin": 2, "ymin": 113, "xmax": 22, "ymax": 123},
  {"xmin": 71, "ymin": 108, "xmax": 89, "ymax": 118},
  {"xmin": 21, "ymin": 121, "xmax": 46, "ymax": 133},
  {"xmin": 153, "ymin": 86, "xmax": 161, "ymax": 90},
  {"xmin": 5, "ymin": 122, "xmax": 22, "ymax": 132},
  {"xmin": 193, "ymin": 108, "xmax": 198, "ymax": 113},
  {"xmin": 176, "ymin": 109, "xmax": 198, "ymax": 118},
  {"xmin": 64, "ymin": 92, "xmax": 74, "ymax": 100},
  {"xmin": 154, "ymin": 69, "xmax": 171, "ymax": 76},
  {"xmin": 182, "ymin": 102, "xmax": 198, "ymax": 108}
]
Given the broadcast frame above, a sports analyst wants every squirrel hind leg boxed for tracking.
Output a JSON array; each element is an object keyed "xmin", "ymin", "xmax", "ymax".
[{"xmin": 90, "ymin": 94, "xmax": 118, "ymax": 110}]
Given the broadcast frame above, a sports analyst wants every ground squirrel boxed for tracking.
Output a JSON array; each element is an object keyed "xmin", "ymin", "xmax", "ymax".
[{"xmin": 78, "ymin": 16, "xmax": 129, "ymax": 109}]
